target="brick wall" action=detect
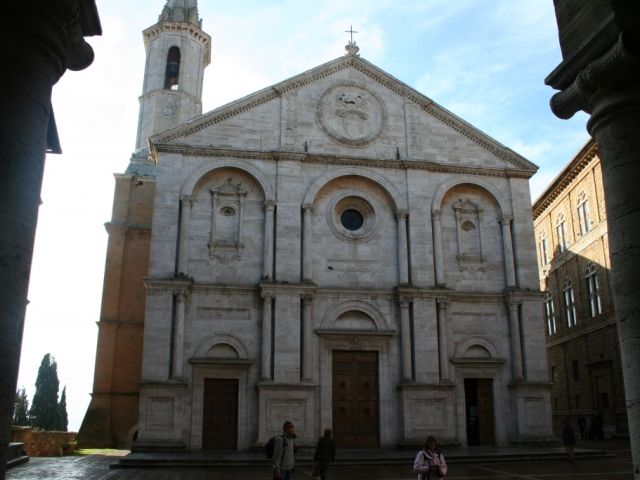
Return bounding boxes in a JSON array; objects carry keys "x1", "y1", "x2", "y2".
[{"x1": 11, "y1": 426, "x2": 77, "y2": 456}]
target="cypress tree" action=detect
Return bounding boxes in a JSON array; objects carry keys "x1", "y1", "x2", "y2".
[
  {"x1": 57, "y1": 386, "x2": 68, "y2": 431},
  {"x1": 13, "y1": 387, "x2": 29, "y2": 426},
  {"x1": 29, "y1": 354, "x2": 60, "y2": 430}
]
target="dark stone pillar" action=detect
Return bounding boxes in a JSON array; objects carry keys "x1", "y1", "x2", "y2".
[
  {"x1": 0, "y1": 2, "x2": 99, "y2": 477},
  {"x1": 547, "y1": 3, "x2": 640, "y2": 477}
]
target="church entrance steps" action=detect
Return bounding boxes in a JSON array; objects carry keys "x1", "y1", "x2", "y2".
[{"x1": 110, "y1": 446, "x2": 611, "y2": 469}]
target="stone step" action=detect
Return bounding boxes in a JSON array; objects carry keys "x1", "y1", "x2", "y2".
[
  {"x1": 111, "y1": 447, "x2": 611, "y2": 469},
  {"x1": 6, "y1": 443, "x2": 29, "y2": 469}
]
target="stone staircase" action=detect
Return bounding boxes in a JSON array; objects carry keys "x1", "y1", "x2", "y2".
[
  {"x1": 111, "y1": 445, "x2": 611, "y2": 469},
  {"x1": 6, "y1": 442, "x2": 29, "y2": 469}
]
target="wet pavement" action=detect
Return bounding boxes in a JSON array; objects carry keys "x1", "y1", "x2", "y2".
[{"x1": 6, "y1": 438, "x2": 634, "y2": 480}]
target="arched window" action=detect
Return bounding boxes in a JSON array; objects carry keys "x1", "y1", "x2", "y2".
[
  {"x1": 585, "y1": 262, "x2": 602, "y2": 317},
  {"x1": 164, "y1": 46, "x2": 181, "y2": 90},
  {"x1": 538, "y1": 231, "x2": 549, "y2": 267},
  {"x1": 556, "y1": 213, "x2": 567, "y2": 252},
  {"x1": 576, "y1": 191, "x2": 590, "y2": 236},
  {"x1": 563, "y1": 278, "x2": 577, "y2": 327},
  {"x1": 544, "y1": 291, "x2": 557, "y2": 335}
]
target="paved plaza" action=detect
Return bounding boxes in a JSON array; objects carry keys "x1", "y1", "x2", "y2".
[{"x1": 6, "y1": 439, "x2": 634, "y2": 480}]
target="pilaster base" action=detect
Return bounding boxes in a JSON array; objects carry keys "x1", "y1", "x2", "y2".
[
  {"x1": 397, "y1": 383, "x2": 457, "y2": 446},
  {"x1": 257, "y1": 382, "x2": 318, "y2": 447}
]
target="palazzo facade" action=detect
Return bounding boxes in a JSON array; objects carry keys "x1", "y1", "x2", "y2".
[{"x1": 79, "y1": 0, "x2": 553, "y2": 450}]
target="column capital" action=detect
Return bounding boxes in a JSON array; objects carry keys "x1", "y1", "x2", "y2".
[
  {"x1": 431, "y1": 209, "x2": 442, "y2": 220},
  {"x1": 500, "y1": 215, "x2": 513, "y2": 225},
  {"x1": 302, "y1": 203, "x2": 314, "y2": 213},
  {"x1": 302, "y1": 294, "x2": 314, "y2": 303},
  {"x1": 173, "y1": 287, "x2": 190, "y2": 300},
  {"x1": 265, "y1": 200, "x2": 276, "y2": 212},
  {"x1": 397, "y1": 296, "x2": 412, "y2": 308},
  {"x1": 395, "y1": 209, "x2": 409, "y2": 219},
  {"x1": 549, "y1": 35, "x2": 640, "y2": 124},
  {"x1": 180, "y1": 194, "x2": 194, "y2": 207},
  {"x1": 436, "y1": 297, "x2": 449, "y2": 308}
]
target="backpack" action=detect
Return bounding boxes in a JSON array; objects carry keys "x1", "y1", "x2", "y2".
[{"x1": 265, "y1": 434, "x2": 286, "y2": 458}]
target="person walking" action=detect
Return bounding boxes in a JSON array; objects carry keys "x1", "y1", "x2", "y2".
[
  {"x1": 561, "y1": 419, "x2": 577, "y2": 463},
  {"x1": 313, "y1": 428, "x2": 336, "y2": 480},
  {"x1": 413, "y1": 435, "x2": 448, "y2": 479},
  {"x1": 273, "y1": 421, "x2": 297, "y2": 480}
]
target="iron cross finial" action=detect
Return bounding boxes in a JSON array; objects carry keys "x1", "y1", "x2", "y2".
[{"x1": 345, "y1": 25, "x2": 359, "y2": 43}]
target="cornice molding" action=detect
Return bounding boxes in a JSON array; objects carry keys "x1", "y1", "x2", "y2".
[
  {"x1": 150, "y1": 144, "x2": 532, "y2": 179},
  {"x1": 532, "y1": 140, "x2": 598, "y2": 219},
  {"x1": 150, "y1": 55, "x2": 536, "y2": 172}
]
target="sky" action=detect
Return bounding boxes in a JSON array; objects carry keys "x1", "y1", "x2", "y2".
[{"x1": 18, "y1": 0, "x2": 590, "y2": 432}]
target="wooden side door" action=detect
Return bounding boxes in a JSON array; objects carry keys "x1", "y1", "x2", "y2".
[
  {"x1": 202, "y1": 378, "x2": 238, "y2": 450},
  {"x1": 476, "y1": 378, "x2": 495, "y2": 445},
  {"x1": 332, "y1": 351, "x2": 379, "y2": 448}
]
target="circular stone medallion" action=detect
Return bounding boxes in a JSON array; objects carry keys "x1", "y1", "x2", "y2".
[{"x1": 316, "y1": 83, "x2": 385, "y2": 147}]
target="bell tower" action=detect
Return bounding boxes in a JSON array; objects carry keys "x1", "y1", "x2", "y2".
[
  {"x1": 77, "y1": 1, "x2": 210, "y2": 449},
  {"x1": 135, "y1": 0, "x2": 211, "y2": 151}
]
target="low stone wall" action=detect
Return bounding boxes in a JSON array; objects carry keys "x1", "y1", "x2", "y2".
[{"x1": 11, "y1": 426, "x2": 77, "y2": 456}]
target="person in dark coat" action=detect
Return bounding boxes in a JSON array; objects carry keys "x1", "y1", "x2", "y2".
[
  {"x1": 561, "y1": 419, "x2": 577, "y2": 463},
  {"x1": 313, "y1": 428, "x2": 336, "y2": 480}
]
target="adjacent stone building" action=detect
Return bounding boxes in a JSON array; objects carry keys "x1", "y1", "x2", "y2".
[
  {"x1": 533, "y1": 139, "x2": 627, "y2": 437},
  {"x1": 79, "y1": 0, "x2": 554, "y2": 450}
]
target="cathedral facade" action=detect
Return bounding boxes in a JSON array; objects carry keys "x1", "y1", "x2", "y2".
[{"x1": 79, "y1": 1, "x2": 553, "y2": 450}]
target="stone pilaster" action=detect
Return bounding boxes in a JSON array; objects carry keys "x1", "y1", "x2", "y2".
[
  {"x1": 398, "y1": 296, "x2": 412, "y2": 382},
  {"x1": 432, "y1": 209, "x2": 445, "y2": 287},
  {"x1": 506, "y1": 301, "x2": 523, "y2": 382},
  {"x1": 263, "y1": 200, "x2": 275, "y2": 280},
  {"x1": 301, "y1": 295, "x2": 314, "y2": 382},
  {"x1": 261, "y1": 293, "x2": 273, "y2": 380},
  {"x1": 171, "y1": 287, "x2": 189, "y2": 378},
  {"x1": 396, "y1": 210, "x2": 409, "y2": 285},
  {"x1": 177, "y1": 195, "x2": 193, "y2": 275},
  {"x1": 302, "y1": 203, "x2": 313, "y2": 282},
  {"x1": 500, "y1": 215, "x2": 516, "y2": 288},
  {"x1": 436, "y1": 297, "x2": 450, "y2": 382}
]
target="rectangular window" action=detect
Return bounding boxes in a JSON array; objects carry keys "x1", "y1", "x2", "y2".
[
  {"x1": 545, "y1": 296, "x2": 557, "y2": 335},
  {"x1": 539, "y1": 237, "x2": 549, "y2": 266},
  {"x1": 564, "y1": 284, "x2": 577, "y2": 327},
  {"x1": 572, "y1": 360, "x2": 579, "y2": 381},
  {"x1": 556, "y1": 221, "x2": 567, "y2": 252},
  {"x1": 587, "y1": 273, "x2": 602, "y2": 317},
  {"x1": 578, "y1": 201, "x2": 590, "y2": 235}
]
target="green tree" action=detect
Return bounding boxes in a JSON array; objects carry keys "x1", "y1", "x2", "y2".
[
  {"x1": 29, "y1": 354, "x2": 60, "y2": 430},
  {"x1": 57, "y1": 386, "x2": 68, "y2": 431},
  {"x1": 13, "y1": 387, "x2": 29, "y2": 426}
]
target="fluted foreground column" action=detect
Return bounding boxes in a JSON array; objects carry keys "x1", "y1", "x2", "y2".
[
  {"x1": 0, "y1": 3, "x2": 100, "y2": 476},
  {"x1": 436, "y1": 298, "x2": 450, "y2": 382},
  {"x1": 548, "y1": 28, "x2": 640, "y2": 477}
]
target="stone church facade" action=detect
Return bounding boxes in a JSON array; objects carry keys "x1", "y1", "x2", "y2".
[{"x1": 79, "y1": 0, "x2": 553, "y2": 450}]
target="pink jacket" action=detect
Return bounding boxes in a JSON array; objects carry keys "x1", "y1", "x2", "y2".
[{"x1": 413, "y1": 449, "x2": 448, "y2": 479}]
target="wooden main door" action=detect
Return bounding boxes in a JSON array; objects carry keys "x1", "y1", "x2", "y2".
[
  {"x1": 332, "y1": 350, "x2": 379, "y2": 448},
  {"x1": 464, "y1": 378, "x2": 495, "y2": 446},
  {"x1": 202, "y1": 378, "x2": 238, "y2": 450}
]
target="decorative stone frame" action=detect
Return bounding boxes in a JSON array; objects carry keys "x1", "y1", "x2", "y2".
[
  {"x1": 326, "y1": 193, "x2": 379, "y2": 242},
  {"x1": 208, "y1": 178, "x2": 248, "y2": 263},
  {"x1": 452, "y1": 198, "x2": 485, "y2": 271}
]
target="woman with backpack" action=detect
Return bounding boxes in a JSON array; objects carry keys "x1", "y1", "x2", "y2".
[{"x1": 413, "y1": 436, "x2": 448, "y2": 479}]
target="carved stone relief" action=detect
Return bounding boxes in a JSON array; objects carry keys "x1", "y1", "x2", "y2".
[{"x1": 316, "y1": 82, "x2": 386, "y2": 147}]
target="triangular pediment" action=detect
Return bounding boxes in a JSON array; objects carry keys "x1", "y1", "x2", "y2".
[{"x1": 151, "y1": 53, "x2": 536, "y2": 173}]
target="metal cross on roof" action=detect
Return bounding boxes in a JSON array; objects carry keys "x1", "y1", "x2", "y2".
[{"x1": 345, "y1": 25, "x2": 359, "y2": 43}]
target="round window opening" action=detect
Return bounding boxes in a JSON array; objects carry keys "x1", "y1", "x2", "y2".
[{"x1": 341, "y1": 209, "x2": 364, "y2": 231}]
